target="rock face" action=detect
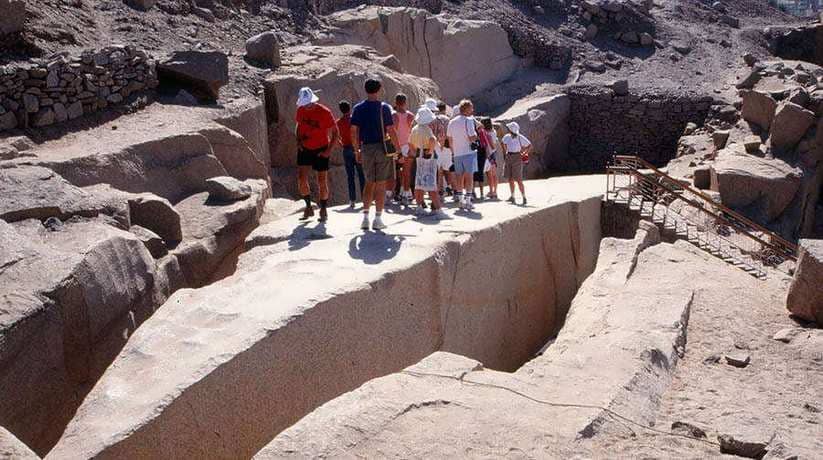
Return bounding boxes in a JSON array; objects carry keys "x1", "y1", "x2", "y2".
[
  {"x1": 245, "y1": 31, "x2": 281, "y2": 67},
  {"x1": 0, "y1": 0, "x2": 25, "y2": 35},
  {"x1": 0, "y1": 426, "x2": 38, "y2": 459},
  {"x1": 710, "y1": 150, "x2": 801, "y2": 221},
  {"x1": 786, "y1": 239, "x2": 823, "y2": 324},
  {"x1": 494, "y1": 93, "x2": 570, "y2": 178},
  {"x1": 125, "y1": 0, "x2": 156, "y2": 11},
  {"x1": 255, "y1": 233, "x2": 698, "y2": 459},
  {"x1": 0, "y1": 100, "x2": 272, "y2": 454},
  {"x1": 325, "y1": 6, "x2": 521, "y2": 101},
  {"x1": 157, "y1": 51, "x2": 229, "y2": 101},
  {"x1": 47, "y1": 177, "x2": 603, "y2": 460},
  {"x1": 263, "y1": 45, "x2": 439, "y2": 170},
  {"x1": 0, "y1": 217, "x2": 157, "y2": 453}
]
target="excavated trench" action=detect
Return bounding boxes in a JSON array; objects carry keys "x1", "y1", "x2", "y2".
[{"x1": 44, "y1": 181, "x2": 604, "y2": 459}]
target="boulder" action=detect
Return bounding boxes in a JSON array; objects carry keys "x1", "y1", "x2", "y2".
[
  {"x1": 172, "y1": 179, "x2": 268, "y2": 287},
  {"x1": 693, "y1": 166, "x2": 711, "y2": 189},
  {"x1": 263, "y1": 45, "x2": 439, "y2": 169},
  {"x1": 672, "y1": 41, "x2": 691, "y2": 54},
  {"x1": 743, "y1": 136, "x2": 761, "y2": 154},
  {"x1": 712, "y1": 129, "x2": 730, "y2": 150},
  {"x1": 677, "y1": 134, "x2": 713, "y2": 158},
  {"x1": 736, "y1": 70, "x2": 761, "y2": 89},
  {"x1": 786, "y1": 239, "x2": 823, "y2": 324},
  {"x1": 127, "y1": 194, "x2": 183, "y2": 243},
  {"x1": 129, "y1": 225, "x2": 167, "y2": 258},
  {"x1": 0, "y1": 0, "x2": 25, "y2": 35},
  {"x1": 640, "y1": 32, "x2": 654, "y2": 47},
  {"x1": 377, "y1": 54, "x2": 403, "y2": 72},
  {"x1": 0, "y1": 165, "x2": 128, "y2": 224},
  {"x1": 743, "y1": 53, "x2": 758, "y2": 67},
  {"x1": 0, "y1": 111, "x2": 17, "y2": 131},
  {"x1": 494, "y1": 93, "x2": 570, "y2": 177},
  {"x1": 718, "y1": 433, "x2": 769, "y2": 458},
  {"x1": 770, "y1": 102, "x2": 815, "y2": 154},
  {"x1": 585, "y1": 24, "x2": 598, "y2": 40},
  {"x1": 741, "y1": 90, "x2": 777, "y2": 131},
  {"x1": 710, "y1": 151, "x2": 801, "y2": 221},
  {"x1": 0, "y1": 426, "x2": 38, "y2": 459},
  {"x1": 245, "y1": 31, "x2": 281, "y2": 67},
  {"x1": 325, "y1": 7, "x2": 520, "y2": 101},
  {"x1": 612, "y1": 79, "x2": 629, "y2": 96},
  {"x1": 205, "y1": 176, "x2": 253, "y2": 201},
  {"x1": 156, "y1": 51, "x2": 229, "y2": 101}
]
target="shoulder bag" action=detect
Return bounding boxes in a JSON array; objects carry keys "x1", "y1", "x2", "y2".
[{"x1": 379, "y1": 102, "x2": 397, "y2": 158}]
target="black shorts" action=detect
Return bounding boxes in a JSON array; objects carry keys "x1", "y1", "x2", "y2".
[{"x1": 297, "y1": 146, "x2": 330, "y2": 172}]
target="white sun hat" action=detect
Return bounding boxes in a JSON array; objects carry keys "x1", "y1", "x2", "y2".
[
  {"x1": 424, "y1": 98, "x2": 439, "y2": 112},
  {"x1": 296, "y1": 87, "x2": 319, "y2": 107},
  {"x1": 415, "y1": 107, "x2": 436, "y2": 125},
  {"x1": 506, "y1": 121, "x2": 520, "y2": 134}
]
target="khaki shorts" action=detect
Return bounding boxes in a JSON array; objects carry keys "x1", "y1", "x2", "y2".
[
  {"x1": 361, "y1": 143, "x2": 395, "y2": 183},
  {"x1": 504, "y1": 153, "x2": 524, "y2": 181}
]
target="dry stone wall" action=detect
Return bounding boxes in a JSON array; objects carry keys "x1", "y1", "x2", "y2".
[
  {"x1": 0, "y1": 46, "x2": 158, "y2": 133},
  {"x1": 565, "y1": 85, "x2": 713, "y2": 170}
]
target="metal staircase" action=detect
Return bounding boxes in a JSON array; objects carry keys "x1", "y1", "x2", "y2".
[{"x1": 605, "y1": 155, "x2": 797, "y2": 278}]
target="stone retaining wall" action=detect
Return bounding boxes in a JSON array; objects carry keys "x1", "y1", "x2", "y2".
[
  {"x1": 0, "y1": 46, "x2": 158, "y2": 132},
  {"x1": 565, "y1": 85, "x2": 713, "y2": 170}
]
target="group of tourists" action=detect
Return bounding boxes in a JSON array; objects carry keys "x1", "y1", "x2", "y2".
[{"x1": 294, "y1": 78, "x2": 533, "y2": 230}]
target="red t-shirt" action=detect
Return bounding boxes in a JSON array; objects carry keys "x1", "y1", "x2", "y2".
[
  {"x1": 296, "y1": 104, "x2": 336, "y2": 150},
  {"x1": 337, "y1": 114, "x2": 353, "y2": 147}
]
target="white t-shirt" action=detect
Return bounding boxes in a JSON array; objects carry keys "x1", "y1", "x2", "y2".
[
  {"x1": 502, "y1": 133, "x2": 532, "y2": 153},
  {"x1": 447, "y1": 115, "x2": 478, "y2": 157}
]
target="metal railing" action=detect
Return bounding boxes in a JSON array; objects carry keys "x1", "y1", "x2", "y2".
[{"x1": 605, "y1": 155, "x2": 798, "y2": 278}]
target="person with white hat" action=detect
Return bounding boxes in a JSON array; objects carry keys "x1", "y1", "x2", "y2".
[
  {"x1": 295, "y1": 87, "x2": 339, "y2": 222},
  {"x1": 409, "y1": 107, "x2": 446, "y2": 219},
  {"x1": 501, "y1": 121, "x2": 532, "y2": 205},
  {"x1": 426, "y1": 99, "x2": 453, "y2": 198}
]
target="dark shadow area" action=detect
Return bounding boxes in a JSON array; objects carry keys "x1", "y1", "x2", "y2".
[
  {"x1": 288, "y1": 222, "x2": 332, "y2": 251},
  {"x1": 348, "y1": 232, "x2": 405, "y2": 265}
]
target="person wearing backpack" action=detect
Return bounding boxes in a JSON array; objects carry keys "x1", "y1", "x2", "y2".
[
  {"x1": 501, "y1": 121, "x2": 532, "y2": 205},
  {"x1": 350, "y1": 79, "x2": 399, "y2": 231}
]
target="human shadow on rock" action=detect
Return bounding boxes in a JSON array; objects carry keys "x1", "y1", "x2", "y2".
[{"x1": 348, "y1": 232, "x2": 405, "y2": 265}]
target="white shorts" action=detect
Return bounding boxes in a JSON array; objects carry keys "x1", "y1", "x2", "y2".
[{"x1": 436, "y1": 146, "x2": 453, "y2": 170}]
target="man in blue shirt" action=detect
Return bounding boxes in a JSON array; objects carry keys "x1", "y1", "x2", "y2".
[{"x1": 350, "y1": 79, "x2": 398, "y2": 231}]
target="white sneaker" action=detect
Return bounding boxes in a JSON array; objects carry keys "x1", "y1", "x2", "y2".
[
  {"x1": 465, "y1": 197, "x2": 474, "y2": 210},
  {"x1": 372, "y1": 215, "x2": 387, "y2": 230},
  {"x1": 360, "y1": 214, "x2": 370, "y2": 230},
  {"x1": 415, "y1": 207, "x2": 427, "y2": 217},
  {"x1": 349, "y1": 201, "x2": 356, "y2": 209},
  {"x1": 452, "y1": 193, "x2": 461, "y2": 204},
  {"x1": 431, "y1": 209, "x2": 448, "y2": 220}
]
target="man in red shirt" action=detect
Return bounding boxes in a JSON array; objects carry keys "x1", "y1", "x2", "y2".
[
  {"x1": 337, "y1": 100, "x2": 365, "y2": 209},
  {"x1": 295, "y1": 87, "x2": 339, "y2": 222}
]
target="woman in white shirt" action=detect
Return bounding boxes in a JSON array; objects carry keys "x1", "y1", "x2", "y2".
[{"x1": 501, "y1": 121, "x2": 532, "y2": 205}]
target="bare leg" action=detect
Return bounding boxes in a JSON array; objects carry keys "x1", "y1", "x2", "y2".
[
  {"x1": 429, "y1": 190, "x2": 441, "y2": 210},
  {"x1": 317, "y1": 171, "x2": 329, "y2": 201},
  {"x1": 375, "y1": 181, "x2": 387, "y2": 214},
  {"x1": 363, "y1": 182, "x2": 374, "y2": 212},
  {"x1": 297, "y1": 166, "x2": 311, "y2": 197},
  {"x1": 517, "y1": 180, "x2": 525, "y2": 197}
]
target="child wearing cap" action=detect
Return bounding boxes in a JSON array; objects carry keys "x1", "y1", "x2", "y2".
[
  {"x1": 295, "y1": 87, "x2": 338, "y2": 222},
  {"x1": 409, "y1": 107, "x2": 446, "y2": 219}
]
